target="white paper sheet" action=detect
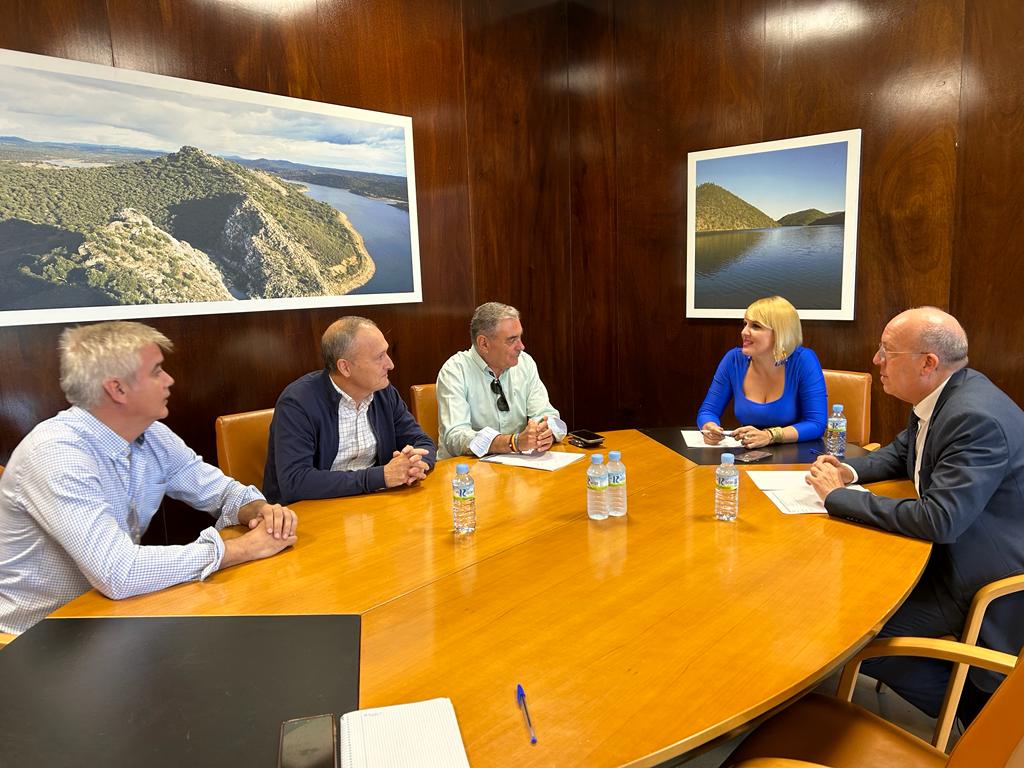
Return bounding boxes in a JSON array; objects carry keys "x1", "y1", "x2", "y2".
[
  {"x1": 681, "y1": 430, "x2": 744, "y2": 449},
  {"x1": 480, "y1": 450, "x2": 586, "y2": 472},
  {"x1": 747, "y1": 470, "x2": 868, "y2": 515}
]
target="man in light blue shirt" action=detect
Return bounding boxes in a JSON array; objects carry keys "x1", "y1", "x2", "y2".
[
  {"x1": 436, "y1": 302, "x2": 565, "y2": 460},
  {"x1": 0, "y1": 321, "x2": 297, "y2": 634}
]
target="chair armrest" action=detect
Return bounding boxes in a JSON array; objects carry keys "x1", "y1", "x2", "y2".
[{"x1": 837, "y1": 637, "x2": 1017, "y2": 700}]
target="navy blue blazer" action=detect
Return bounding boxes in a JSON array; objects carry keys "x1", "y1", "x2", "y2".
[
  {"x1": 825, "y1": 368, "x2": 1024, "y2": 687},
  {"x1": 263, "y1": 369, "x2": 436, "y2": 505}
]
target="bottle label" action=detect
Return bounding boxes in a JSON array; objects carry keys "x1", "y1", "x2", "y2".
[
  {"x1": 587, "y1": 479, "x2": 608, "y2": 491},
  {"x1": 607, "y1": 471, "x2": 625, "y2": 487},
  {"x1": 453, "y1": 486, "x2": 474, "y2": 500},
  {"x1": 716, "y1": 477, "x2": 738, "y2": 491}
]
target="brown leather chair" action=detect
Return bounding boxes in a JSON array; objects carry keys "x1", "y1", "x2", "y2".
[
  {"x1": 409, "y1": 384, "x2": 439, "y2": 445},
  {"x1": 726, "y1": 638, "x2": 1022, "y2": 768},
  {"x1": 214, "y1": 408, "x2": 274, "y2": 490},
  {"x1": 823, "y1": 369, "x2": 872, "y2": 446}
]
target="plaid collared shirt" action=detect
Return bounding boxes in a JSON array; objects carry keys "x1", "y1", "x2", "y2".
[{"x1": 329, "y1": 380, "x2": 378, "y2": 472}]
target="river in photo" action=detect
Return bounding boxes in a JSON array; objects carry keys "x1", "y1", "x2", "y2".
[
  {"x1": 300, "y1": 181, "x2": 414, "y2": 294},
  {"x1": 694, "y1": 225, "x2": 845, "y2": 309}
]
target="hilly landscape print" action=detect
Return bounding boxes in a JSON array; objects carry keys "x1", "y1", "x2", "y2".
[
  {"x1": 0, "y1": 48, "x2": 419, "y2": 324},
  {"x1": 695, "y1": 182, "x2": 845, "y2": 232},
  {"x1": 688, "y1": 134, "x2": 860, "y2": 318},
  {"x1": 0, "y1": 141, "x2": 390, "y2": 309}
]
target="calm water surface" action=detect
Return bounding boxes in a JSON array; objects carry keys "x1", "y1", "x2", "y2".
[
  {"x1": 301, "y1": 181, "x2": 414, "y2": 294},
  {"x1": 695, "y1": 225, "x2": 844, "y2": 309}
]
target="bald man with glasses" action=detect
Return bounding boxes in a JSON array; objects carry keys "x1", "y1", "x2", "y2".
[
  {"x1": 806, "y1": 307, "x2": 1024, "y2": 726},
  {"x1": 436, "y1": 302, "x2": 565, "y2": 460}
]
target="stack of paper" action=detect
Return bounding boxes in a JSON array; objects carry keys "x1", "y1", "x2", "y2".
[
  {"x1": 339, "y1": 697, "x2": 470, "y2": 768},
  {"x1": 481, "y1": 450, "x2": 585, "y2": 472},
  {"x1": 746, "y1": 470, "x2": 867, "y2": 515}
]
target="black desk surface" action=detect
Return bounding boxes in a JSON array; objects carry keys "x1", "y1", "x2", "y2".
[
  {"x1": 641, "y1": 426, "x2": 869, "y2": 465},
  {"x1": 0, "y1": 614, "x2": 360, "y2": 767}
]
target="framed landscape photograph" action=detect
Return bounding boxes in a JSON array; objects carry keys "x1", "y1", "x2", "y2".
[
  {"x1": 686, "y1": 129, "x2": 861, "y2": 320},
  {"x1": 0, "y1": 48, "x2": 421, "y2": 328}
]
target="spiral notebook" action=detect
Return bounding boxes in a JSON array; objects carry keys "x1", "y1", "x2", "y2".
[{"x1": 339, "y1": 697, "x2": 470, "y2": 768}]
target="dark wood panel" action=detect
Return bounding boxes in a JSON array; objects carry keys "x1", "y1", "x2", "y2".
[
  {"x1": 765, "y1": 0, "x2": 964, "y2": 443},
  {"x1": 951, "y1": 0, "x2": 1024, "y2": 408},
  {"x1": 568, "y1": 0, "x2": 618, "y2": 430},
  {"x1": 612, "y1": 0, "x2": 766, "y2": 430},
  {"x1": 462, "y1": 0, "x2": 574, "y2": 424},
  {"x1": 0, "y1": 0, "x2": 113, "y2": 63}
]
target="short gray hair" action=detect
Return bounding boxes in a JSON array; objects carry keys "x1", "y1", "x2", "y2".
[
  {"x1": 470, "y1": 302, "x2": 520, "y2": 346},
  {"x1": 916, "y1": 307, "x2": 968, "y2": 367},
  {"x1": 322, "y1": 316, "x2": 377, "y2": 372},
  {"x1": 59, "y1": 321, "x2": 173, "y2": 408}
]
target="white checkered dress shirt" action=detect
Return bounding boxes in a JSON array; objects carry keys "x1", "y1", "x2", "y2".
[
  {"x1": 330, "y1": 381, "x2": 377, "y2": 472},
  {"x1": 0, "y1": 406, "x2": 263, "y2": 634}
]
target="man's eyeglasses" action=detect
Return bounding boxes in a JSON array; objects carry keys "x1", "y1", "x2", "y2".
[
  {"x1": 490, "y1": 377, "x2": 509, "y2": 412},
  {"x1": 876, "y1": 345, "x2": 928, "y2": 362}
]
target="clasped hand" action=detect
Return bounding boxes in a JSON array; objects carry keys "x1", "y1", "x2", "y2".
[
  {"x1": 519, "y1": 417, "x2": 553, "y2": 454},
  {"x1": 805, "y1": 454, "x2": 854, "y2": 500},
  {"x1": 384, "y1": 445, "x2": 430, "y2": 488}
]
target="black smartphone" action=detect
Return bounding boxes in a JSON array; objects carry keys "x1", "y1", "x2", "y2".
[
  {"x1": 735, "y1": 450, "x2": 772, "y2": 463},
  {"x1": 279, "y1": 713, "x2": 338, "y2": 768},
  {"x1": 568, "y1": 429, "x2": 604, "y2": 447}
]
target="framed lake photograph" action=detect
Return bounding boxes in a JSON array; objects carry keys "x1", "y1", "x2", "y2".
[
  {"x1": 686, "y1": 129, "x2": 861, "y2": 320},
  {"x1": 0, "y1": 48, "x2": 421, "y2": 328}
]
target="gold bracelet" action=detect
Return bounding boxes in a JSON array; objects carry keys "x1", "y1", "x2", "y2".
[
  {"x1": 768, "y1": 427, "x2": 784, "y2": 444},
  {"x1": 508, "y1": 434, "x2": 516, "y2": 453}
]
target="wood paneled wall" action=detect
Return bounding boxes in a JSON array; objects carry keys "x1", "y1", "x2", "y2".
[{"x1": 2, "y1": 0, "x2": 1022, "y2": 482}]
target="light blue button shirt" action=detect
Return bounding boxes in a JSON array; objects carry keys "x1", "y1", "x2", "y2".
[
  {"x1": 0, "y1": 407, "x2": 262, "y2": 633},
  {"x1": 435, "y1": 348, "x2": 561, "y2": 460}
]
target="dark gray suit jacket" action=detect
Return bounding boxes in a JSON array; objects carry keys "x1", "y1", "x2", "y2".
[{"x1": 825, "y1": 368, "x2": 1024, "y2": 687}]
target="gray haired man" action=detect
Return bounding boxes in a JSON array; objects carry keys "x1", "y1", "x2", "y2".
[
  {"x1": 436, "y1": 301, "x2": 565, "y2": 460},
  {"x1": 0, "y1": 321, "x2": 297, "y2": 634}
]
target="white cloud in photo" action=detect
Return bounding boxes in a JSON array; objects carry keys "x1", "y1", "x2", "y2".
[{"x1": 0, "y1": 63, "x2": 409, "y2": 176}]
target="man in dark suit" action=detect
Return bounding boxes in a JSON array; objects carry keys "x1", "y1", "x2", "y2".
[{"x1": 807, "y1": 307, "x2": 1024, "y2": 720}]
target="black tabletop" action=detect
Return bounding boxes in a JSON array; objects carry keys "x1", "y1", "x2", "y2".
[
  {"x1": 0, "y1": 614, "x2": 360, "y2": 767},
  {"x1": 641, "y1": 426, "x2": 869, "y2": 466}
]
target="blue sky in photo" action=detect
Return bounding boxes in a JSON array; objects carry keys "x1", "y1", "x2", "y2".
[
  {"x1": 0, "y1": 62, "x2": 409, "y2": 176},
  {"x1": 696, "y1": 141, "x2": 848, "y2": 220}
]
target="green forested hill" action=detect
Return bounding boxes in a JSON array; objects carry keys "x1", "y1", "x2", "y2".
[
  {"x1": 777, "y1": 208, "x2": 827, "y2": 226},
  {"x1": 0, "y1": 146, "x2": 374, "y2": 304},
  {"x1": 695, "y1": 182, "x2": 777, "y2": 232}
]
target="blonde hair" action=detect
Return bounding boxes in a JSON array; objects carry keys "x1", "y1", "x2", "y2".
[
  {"x1": 59, "y1": 321, "x2": 173, "y2": 408},
  {"x1": 745, "y1": 296, "x2": 802, "y2": 363}
]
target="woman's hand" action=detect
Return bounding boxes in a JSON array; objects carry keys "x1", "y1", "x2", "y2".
[
  {"x1": 732, "y1": 426, "x2": 771, "y2": 449},
  {"x1": 701, "y1": 423, "x2": 726, "y2": 445}
]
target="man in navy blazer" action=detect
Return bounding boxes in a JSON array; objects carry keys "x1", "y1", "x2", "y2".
[
  {"x1": 807, "y1": 307, "x2": 1024, "y2": 720},
  {"x1": 264, "y1": 317, "x2": 436, "y2": 505}
]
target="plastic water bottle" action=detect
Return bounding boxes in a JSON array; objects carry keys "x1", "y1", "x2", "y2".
[
  {"x1": 824, "y1": 403, "x2": 847, "y2": 458},
  {"x1": 586, "y1": 453, "x2": 609, "y2": 520},
  {"x1": 714, "y1": 453, "x2": 739, "y2": 521},
  {"x1": 606, "y1": 450, "x2": 627, "y2": 517},
  {"x1": 452, "y1": 463, "x2": 476, "y2": 533}
]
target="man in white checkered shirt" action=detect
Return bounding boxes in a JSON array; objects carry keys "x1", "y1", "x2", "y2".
[{"x1": 0, "y1": 321, "x2": 298, "y2": 634}]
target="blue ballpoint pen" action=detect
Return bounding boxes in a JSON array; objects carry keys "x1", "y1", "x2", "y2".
[{"x1": 516, "y1": 683, "x2": 537, "y2": 744}]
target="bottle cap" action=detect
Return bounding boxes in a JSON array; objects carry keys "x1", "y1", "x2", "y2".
[
  {"x1": 721, "y1": 453, "x2": 735, "y2": 464},
  {"x1": 455, "y1": 463, "x2": 469, "y2": 474},
  {"x1": 608, "y1": 450, "x2": 621, "y2": 461},
  {"x1": 590, "y1": 453, "x2": 604, "y2": 464},
  {"x1": 833, "y1": 403, "x2": 844, "y2": 413}
]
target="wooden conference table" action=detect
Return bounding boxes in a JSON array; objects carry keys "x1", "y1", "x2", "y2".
[{"x1": 55, "y1": 430, "x2": 929, "y2": 767}]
